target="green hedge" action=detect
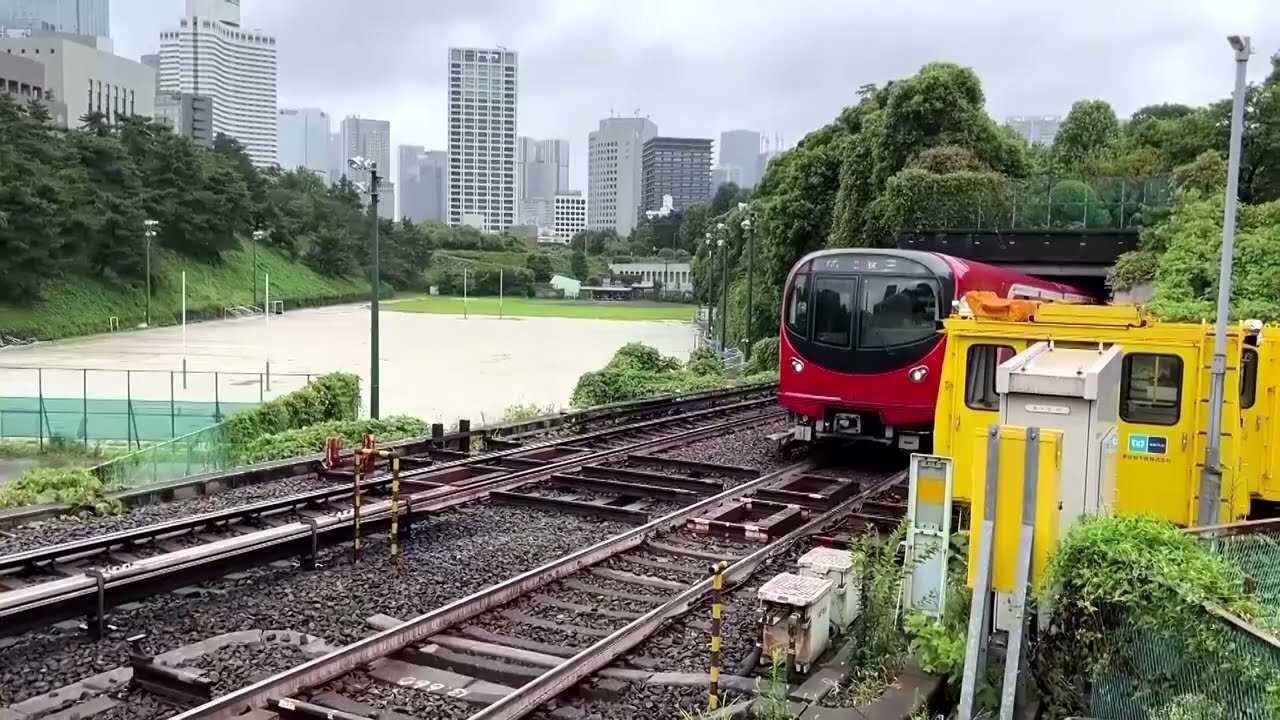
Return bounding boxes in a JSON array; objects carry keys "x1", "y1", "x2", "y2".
[
  {"x1": 223, "y1": 372, "x2": 361, "y2": 448},
  {"x1": 233, "y1": 415, "x2": 427, "y2": 464},
  {"x1": 570, "y1": 343, "x2": 774, "y2": 408},
  {"x1": 0, "y1": 466, "x2": 117, "y2": 514}
]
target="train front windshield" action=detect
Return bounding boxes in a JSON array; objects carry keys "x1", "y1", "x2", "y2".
[{"x1": 784, "y1": 252, "x2": 950, "y2": 375}]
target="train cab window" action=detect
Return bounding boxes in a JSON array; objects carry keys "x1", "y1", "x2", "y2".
[
  {"x1": 965, "y1": 344, "x2": 1015, "y2": 411},
  {"x1": 786, "y1": 274, "x2": 810, "y2": 338},
  {"x1": 1241, "y1": 348, "x2": 1259, "y2": 410},
  {"x1": 812, "y1": 277, "x2": 854, "y2": 348},
  {"x1": 1121, "y1": 354, "x2": 1183, "y2": 425},
  {"x1": 858, "y1": 277, "x2": 940, "y2": 349}
]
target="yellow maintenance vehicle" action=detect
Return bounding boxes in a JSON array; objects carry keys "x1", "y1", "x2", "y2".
[
  {"x1": 930, "y1": 298, "x2": 1277, "y2": 525},
  {"x1": 900, "y1": 297, "x2": 1279, "y2": 719}
]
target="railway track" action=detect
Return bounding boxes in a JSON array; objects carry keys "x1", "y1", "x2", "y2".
[
  {"x1": 158, "y1": 460, "x2": 908, "y2": 720},
  {"x1": 0, "y1": 397, "x2": 781, "y2": 638}
]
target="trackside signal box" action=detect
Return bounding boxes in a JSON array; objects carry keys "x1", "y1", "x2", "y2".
[{"x1": 996, "y1": 341, "x2": 1122, "y2": 532}]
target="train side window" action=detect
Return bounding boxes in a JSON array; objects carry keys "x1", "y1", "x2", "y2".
[
  {"x1": 965, "y1": 344, "x2": 1015, "y2": 411},
  {"x1": 787, "y1": 274, "x2": 810, "y2": 338},
  {"x1": 813, "y1": 276, "x2": 854, "y2": 348},
  {"x1": 1241, "y1": 348, "x2": 1258, "y2": 409},
  {"x1": 1121, "y1": 353, "x2": 1183, "y2": 425}
]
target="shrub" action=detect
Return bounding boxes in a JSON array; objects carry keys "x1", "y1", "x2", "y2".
[
  {"x1": 234, "y1": 415, "x2": 427, "y2": 464},
  {"x1": 685, "y1": 346, "x2": 725, "y2": 376},
  {"x1": 223, "y1": 372, "x2": 360, "y2": 449},
  {"x1": 0, "y1": 466, "x2": 118, "y2": 514},
  {"x1": 606, "y1": 343, "x2": 681, "y2": 373},
  {"x1": 745, "y1": 337, "x2": 780, "y2": 375}
]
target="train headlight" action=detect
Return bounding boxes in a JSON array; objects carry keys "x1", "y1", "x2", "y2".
[
  {"x1": 908, "y1": 365, "x2": 929, "y2": 383},
  {"x1": 790, "y1": 358, "x2": 804, "y2": 374}
]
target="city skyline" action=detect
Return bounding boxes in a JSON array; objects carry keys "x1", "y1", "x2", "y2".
[{"x1": 108, "y1": 1, "x2": 1280, "y2": 193}]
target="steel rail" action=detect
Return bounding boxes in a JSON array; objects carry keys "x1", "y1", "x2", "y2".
[
  {"x1": 168, "y1": 455, "x2": 817, "y2": 720},
  {"x1": 0, "y1": 395, "x2": 772, "y2": 575},
  {"x1": 469, "y1": 468, "x2": 909, "y2": 720},
  {"x1": 0, "y1": 405, "x2": 783, "y2": 634}
]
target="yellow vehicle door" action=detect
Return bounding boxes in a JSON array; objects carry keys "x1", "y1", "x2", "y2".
[
  {"x1": 1114, "y1": 347, "x2": 1201, "y2": 525},
  {"x1": 935, "y1": 335, "x2": 1022, "y2": 503}
]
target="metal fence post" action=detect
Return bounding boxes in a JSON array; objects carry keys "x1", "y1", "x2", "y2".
[
  {"x1": 214, "y1": 372, "x2": 221, "y2": 421},
  {"x1": 37, "y1": 367, "x2": 44, "y2": 451},
  {"x1": 126, "y1": 369, "x2": 134, "y2": 449},
  {"x1": 82, "y1": 369, "x2": 89, "y2": 449},
  {"x1": 169, "y1": 371, "x2": 176, "y2": 440}
]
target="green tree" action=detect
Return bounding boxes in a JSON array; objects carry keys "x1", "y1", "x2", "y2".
[
  {"x1": 570, "y1": 249, "x2": 589, "y2": 280},
  {"x1": 1053, "y1": 100, "x2": 1121, "y2": 169},
  {"x1": 526, "y1": 252, "x2": 553, "y2": 282}
]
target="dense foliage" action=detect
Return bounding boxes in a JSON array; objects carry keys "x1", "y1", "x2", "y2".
[
  {"x1": 233, "y1": 415, "x2": 427, "y2": 464},
  {"x1": 223, "y1": 372, "x2": 361, "y2": 449},
  {"x1": 1035, "y1": 515, "x2": 1266, "y2": 716},
  {"x1": 0, "y1": 466, "x2": 116, "y2": 513},
  {"x1": 569, "y1": 343, "x2": 772, "y2": 407}
]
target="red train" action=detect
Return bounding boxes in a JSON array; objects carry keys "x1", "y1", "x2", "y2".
[{"x1": 778, "y1": 249, "x2": 1090, "y2": 450}]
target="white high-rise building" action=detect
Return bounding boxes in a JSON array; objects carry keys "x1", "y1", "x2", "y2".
[
  {"x1": 278, "y1": 107, "x2": 331, "y2": 180},
  {"x1": 158, "y1": 0, "x2": 278, "y2": 166},
  {"x1": 447, "y1": 46, "x2": 517, "y2": 232},
  {"x1": 341, "y1": 116, "x2": 393, "y2": 219},
  {"x1": 588, "y1": 116, "x2": 657, "y2": 235}
]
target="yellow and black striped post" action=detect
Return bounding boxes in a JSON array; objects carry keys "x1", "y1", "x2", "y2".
[
  {"x1": 708, "y1": 560, "x2": 729, "y2": 710},
  {"x1": 352, "y1": 448, "x2": 364, "y2": 562},
  {"x1": 389, "y1": 453, "x2": 401, "y2": 562}
]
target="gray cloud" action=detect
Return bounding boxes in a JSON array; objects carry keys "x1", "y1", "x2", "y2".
[{"x1": 112, "y1": 0, "x2": 1279, "y2": 193}]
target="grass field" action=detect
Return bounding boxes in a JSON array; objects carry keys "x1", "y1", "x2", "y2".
[{"x1": 389, "y1": 296, "x2": 696, "y2": 321}]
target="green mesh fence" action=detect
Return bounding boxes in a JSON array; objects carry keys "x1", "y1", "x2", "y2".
[
  {"x1": 1088, "y1": 523, "x2": 1280, "y2": 720},
  {"x1": 95, "y1": 422, "x2": 235, "y2": 489},
  {"x1": 0, "y1": 366, "x2": 313, "y2": 448},
  {"x1": 920, "y1": 175, "x2": 1173, "y2": 231}
]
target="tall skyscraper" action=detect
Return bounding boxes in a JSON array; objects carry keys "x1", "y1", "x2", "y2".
[
  {"x1": 718, "y1": 129, "x2": 762, "y2": 188},
  {"x1": 278, "y1": 107, "x2": 331, "y2": 179},
  {"x1": 447, "y1": 46, "x2": 518, "y2": 232},
  {"x1": 587, "y1": 116, "x2": 657, "y2": 235},
  {"x1": 158, "y1": 0, "x2": 278, "y2": 166},
  {"x1": 1006, "y1": 115, "x2": 1062, "y2": 145},
  {"x1": 399, "y1": 145, "x2": 447, "y2": 222},
  {"x1": 641, "y1": 136, "x2": 713, "y2": 214},
  {"x1": 341, "y1": 116, "x2": 393, "y2": 219},
  {"x1": 518, "y1": 137, "x2": 569, "y2": 201},
  {"x1": 0, "y1": 0, "x2": 109, "y2": 46}
]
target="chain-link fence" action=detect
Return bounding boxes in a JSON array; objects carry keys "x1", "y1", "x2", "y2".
[
  {"x1": 922, "y1": 175, "x2": 1174, "y2": 232},
  {"x1": 1088, "y1": 521, "x2": 1280, "y2": 720},
  {"x1": 95, "y1": 422, "x2": 235, "y2": 489},
  {"x1": 0, "y1": 366, "x2": 314, "y2": 449}
]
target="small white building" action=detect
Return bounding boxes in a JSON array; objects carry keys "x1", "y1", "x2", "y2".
[
  {"x1": 550, "y1": 274, "x2": 581, "y2": 299},
  {"x1": 554, "y1": 192, "x2": 587, "y2": 240},
  {"x1": 609, "y1": 260, "x2": 693, "y2": 293}
]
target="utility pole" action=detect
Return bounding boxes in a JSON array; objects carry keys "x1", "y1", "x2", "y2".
[
  {"x1": 740, "y1": 203, "x2": 755, "y2": 360},
  {"x1": 716, "y1": 222, "x2": 728, "y2": 354},
  {"x1": 1200, "y1": 34, "x2": 1252, "y2": 527},
  {"x1": 143, "y1": 219, "x2": 158, "y2": 327},
  {"x1": 348, "y1": 155, "x2": 382, "y2": 419}
]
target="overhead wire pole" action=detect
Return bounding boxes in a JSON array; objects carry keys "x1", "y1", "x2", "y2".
[
  {"x1": 716, "y1": 222, "x2": 728, "y2": 354},
  {"x1": 348, "y1": 155, "x2": 382, "y2": 419},
  {"x1": 1200, "y1": 34, "x2": 1253, "y2": 527},
  {"x1": 740, "y1": 203, "x2": 755, "y2": 360}
]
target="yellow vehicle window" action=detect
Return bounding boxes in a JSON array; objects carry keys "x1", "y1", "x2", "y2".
[
  {"x1": 1241, "y1": 348, "x2": 1258, "y2": 409},
  {"x1": 1121, "y1": 353, "x2": 1183, "y2": 425},
  {"x1": 965, "y1": 344, "x2": 1015, "y2": 411}
]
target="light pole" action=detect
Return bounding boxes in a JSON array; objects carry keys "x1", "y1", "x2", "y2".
[
  {"x1": 703, "y1": 233, "x2": 715, "y2": 345},
  {"x1": 1200, "y1": 34, "x2": 1252, "y2": 527},
  {"x1": 349, "y1": 155, "x2": 383, "y2": 419},
  {"x1": 739, "y1": 203, "x2": 756, "y2": 360},
  {"x1": 143, "y1": 219, "x2": 158, "y2": 327},
  {"x1": 715, "y1": 222, "x2": 728, "y2": 354},
  {"x1": 251, "y1": 228, "x2": 265, "y2": 307}
]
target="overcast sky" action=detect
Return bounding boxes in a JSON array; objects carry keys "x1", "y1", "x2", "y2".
[{"x1": 111, "y1": 0, "x2": 1280, "y2": 191}]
